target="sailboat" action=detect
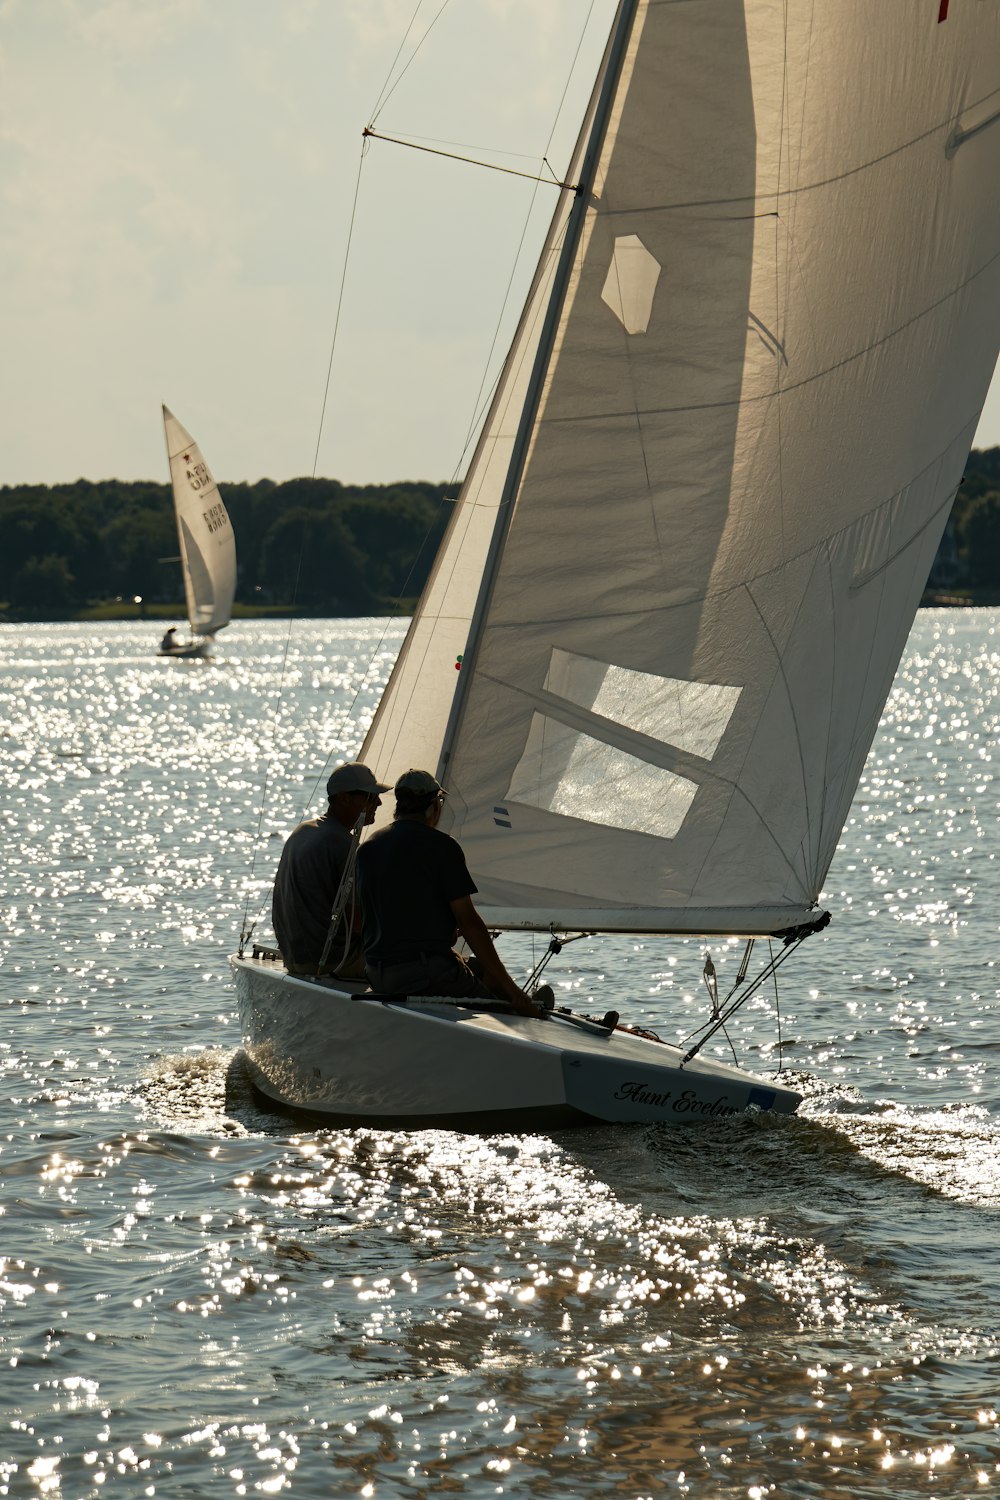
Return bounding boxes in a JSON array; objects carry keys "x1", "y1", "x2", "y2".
[
  {"x1": 233, "y1": 1, "x2": 1000, "y2": 1128},
  {"x1": 158, "y1": 405, "x2": 236, "y2": 659}
]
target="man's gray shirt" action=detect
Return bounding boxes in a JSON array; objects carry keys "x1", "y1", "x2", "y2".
[{"x1": 271, "y1": 815, "x2": 353, "y2": 969}]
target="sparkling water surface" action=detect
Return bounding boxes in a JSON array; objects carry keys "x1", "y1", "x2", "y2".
[{"x1": 1, "y1": 615, "x2": 998, "y2": 1498}]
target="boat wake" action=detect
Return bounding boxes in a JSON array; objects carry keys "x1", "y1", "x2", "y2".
[
  {"x1": 136, "y1": 1048, "x2": 283, "y2": 1137},
  {"x1": 823, "y1": 1101, "x2": 1000, "y2": 1208}
]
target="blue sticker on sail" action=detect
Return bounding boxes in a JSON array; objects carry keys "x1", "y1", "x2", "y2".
[{"x1": 493, "y1": 805, "x2": 511, "y2": 828}]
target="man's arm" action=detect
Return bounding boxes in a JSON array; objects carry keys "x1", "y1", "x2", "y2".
[{"x1": 450, "y1": 896, "x2": 540, "y2": 1017}]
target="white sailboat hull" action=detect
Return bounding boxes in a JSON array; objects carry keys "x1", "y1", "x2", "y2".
[
  {"x1": 232, "y1": 954, "x2": 802, "y2": 1129},
  {"x1": 157, "y1": 639, "x2": 211, "y2": 659}
]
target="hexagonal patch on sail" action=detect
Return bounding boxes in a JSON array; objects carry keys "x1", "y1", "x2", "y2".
[{"x1": 601, "y1": 234, "x2": 661, "y2": 334}]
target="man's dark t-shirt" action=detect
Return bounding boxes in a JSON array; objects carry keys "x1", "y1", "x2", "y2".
[
  {"x1": 358, "y1": 819, "x2": 476, "y2": 965},
  {"x1": 272, "y1": 816, "x2": 353, "y2": 969}
]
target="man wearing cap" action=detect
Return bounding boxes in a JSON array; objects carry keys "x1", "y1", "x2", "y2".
[
  {"x1": 272, "y1": 762, "x2": 390, "y2": 978},
  {"x1": 357, "y1": 769, "x2": 543, "y2": 1016}
]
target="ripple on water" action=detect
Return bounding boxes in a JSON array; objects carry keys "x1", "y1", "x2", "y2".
[{"x1": 2, "y1": 619, "x2": 1000, "y2": 1496}]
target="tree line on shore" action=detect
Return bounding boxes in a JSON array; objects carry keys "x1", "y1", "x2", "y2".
[
  {"x1": 928, "y1": 446, "x2": 1000, "y2": 594},
  {"x1": 0, "y1": 476, "x2": 455, "y2": 619},
  {"x1": 2, "y1": 448, "x2": 1000, "y2": 620}
]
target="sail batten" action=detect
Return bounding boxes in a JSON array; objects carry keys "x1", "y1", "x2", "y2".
[{"x1": 362, "y1": 0, "x2": 1000, "y2": 940}]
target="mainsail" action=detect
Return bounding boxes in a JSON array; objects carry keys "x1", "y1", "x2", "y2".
[
  {"x1": 162, "y1": 405, "x2": 236, "y2": 638},
  {"x1": 362, "y1": 0, "x2": 1000, "y2": 936}
]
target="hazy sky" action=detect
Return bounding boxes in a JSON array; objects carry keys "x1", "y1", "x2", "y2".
[{"x1": 2, "y1": 0, "x2": 998, "y2": 490}]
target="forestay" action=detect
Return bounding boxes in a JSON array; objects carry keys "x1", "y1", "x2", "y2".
[
  {"x1": 361, "y1": 0, "x2": 1000, "y2": 936},
  {"x1": 162, "y1": 405, "x2": 236, "y2": 638}
]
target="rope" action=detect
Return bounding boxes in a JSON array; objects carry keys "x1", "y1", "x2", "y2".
[
  {"x1": 369, "y1": 0, "x2": 453, "y2": 129},
  {"x1": 237, "y1": 534, "x2": 309, "y2": 954},
  {"x1": 770, "y1": 938, "x2": 784, "y2": 1071},
  {"x1": 318, "y1": 812, "x2": 367, "y2": 974},
  {"x1": 312, "y1": 146, "x2": 367, "y2": 479},
  {"x1": 361, "y1": 127, "x2": 577, "y2": 190},
  {"x1": 681, "y1": 934, "x2": 809, "y2": 1066},
  {"x1": 524, "y1": 930, "x2": 593, "y2": 990},
  {"x1": 702, "y1": 950, "x2": 740, "y2": 1066}
]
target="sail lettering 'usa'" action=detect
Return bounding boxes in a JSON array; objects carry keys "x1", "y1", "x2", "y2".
[{"x1": 186, "y1": 462, "x2": 212, "y2": 491}]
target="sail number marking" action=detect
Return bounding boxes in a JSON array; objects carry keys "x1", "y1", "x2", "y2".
[{"x1": 202, "y1": 501, "x2": 229, "y2": 534}]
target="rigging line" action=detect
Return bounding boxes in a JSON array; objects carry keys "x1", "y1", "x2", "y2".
[
  {"x1": 238, "y1": 524, "x2": 310, "y2": 951},
  {"x1": 361, "y1": 128, "x2": 578, "y2": 190},
  {"x1": 769, "y1": 938, "x2": 784, "y2": 1072},
  {"x1": 296, "y1": 467, "x2": 463, "y2": 814},
  {"x1": 681, "y1": 936, "x2": 800, "y2": 1044},
  {"x1": 377, "y1": 129, "x2": 567, "y2": 167},
  {"x1": 245, "y1": 480, "x2": 460, "y2": 940},
  {"x1": 719, "y1": 1020, "x2": 741, "y2": 1069},
  {"x1": 311, "y1": 144, "x2": 367, "y2": 480},
  {"x1": 243, "y1": 146, "x2": 371, "y2": 946},
  {"x1": 681, "y1": 936, "x2": 806, "y2": 1062},
  {"x1": 383, "y1": 134, "x2": 566, "y2": 169},
  {"x1": 239, "y1": 154, "x2": 377, "y2": 923},
  {"x1": 369, "y1": 0, "x2": 452, "y2": 129},
  {"x1": 367, "y1": 0, "x2": 425, "y2": 121},
  {"x1": 297, "y1": 148, "x2": 455, "y2": 802},
  {"x1": 454, "y1": 0, "x2": 601, "y2": 471}
]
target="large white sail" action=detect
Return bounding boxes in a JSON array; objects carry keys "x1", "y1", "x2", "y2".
[
  {"x1": 162, "y1": 405, "x2": 236, "y2": 637},
  {"x1": 363, "y1": 0, "x2": 1000, "y2": 937}
]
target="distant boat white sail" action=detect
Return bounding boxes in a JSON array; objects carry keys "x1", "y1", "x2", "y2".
[
  {"x1": 361, "y1": 0, "x2": 1000, "y2": 939},
  {"x1": 160, "y1": 405, "x2": 236, "y2": 656},
  {"x1": 233, "y1": 0, "x2": 1000, "y2": 1128}
]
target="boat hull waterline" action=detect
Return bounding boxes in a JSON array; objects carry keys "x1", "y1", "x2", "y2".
[
  {"x1": 232, "y1": 955, "x2": 802, "y2": 1129},
  {"x1": 157, "y1": 641, "x2": 211, "y2": 660}
]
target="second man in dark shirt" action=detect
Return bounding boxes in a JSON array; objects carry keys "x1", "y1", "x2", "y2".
[{"x1": 357, "y1": 769, "x2": 542, "y2": 1015}]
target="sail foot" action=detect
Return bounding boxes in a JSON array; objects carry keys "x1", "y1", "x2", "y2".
[{"x1": 476, "y1": 903, "x2": 829, "y2": 940}]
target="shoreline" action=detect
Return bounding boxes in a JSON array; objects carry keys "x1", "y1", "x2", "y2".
[
  {"x1": 0, "y1": 601, "x2": 417, "y2": 625},
  {"x1": 1, "y1": 593, "x2": 998, "y2": 625}
]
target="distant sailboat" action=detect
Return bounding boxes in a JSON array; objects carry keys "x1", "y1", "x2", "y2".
[
  {"x1": 158, "y1": 405, "x2": 236, "y2": 659},
  {"x1": 233, "y1": 0, "x2": 1000, "y2": 1128}
]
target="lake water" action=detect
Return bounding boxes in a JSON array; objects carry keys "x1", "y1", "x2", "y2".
[{"x1": 1, "y1": 614, "x2": 998, "y2": 1499}]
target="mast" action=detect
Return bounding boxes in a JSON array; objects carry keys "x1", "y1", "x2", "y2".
[{"x1": 435, "y1": 0, "x2": 642, "y2": 784}]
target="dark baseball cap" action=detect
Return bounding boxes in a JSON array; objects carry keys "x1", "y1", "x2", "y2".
[
  {"x1": 394, "y1": 769, "x2": 446, "y2": 799},
  {"x1": 326, "y1": 763, "x2": 390, "y2": 798}
]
